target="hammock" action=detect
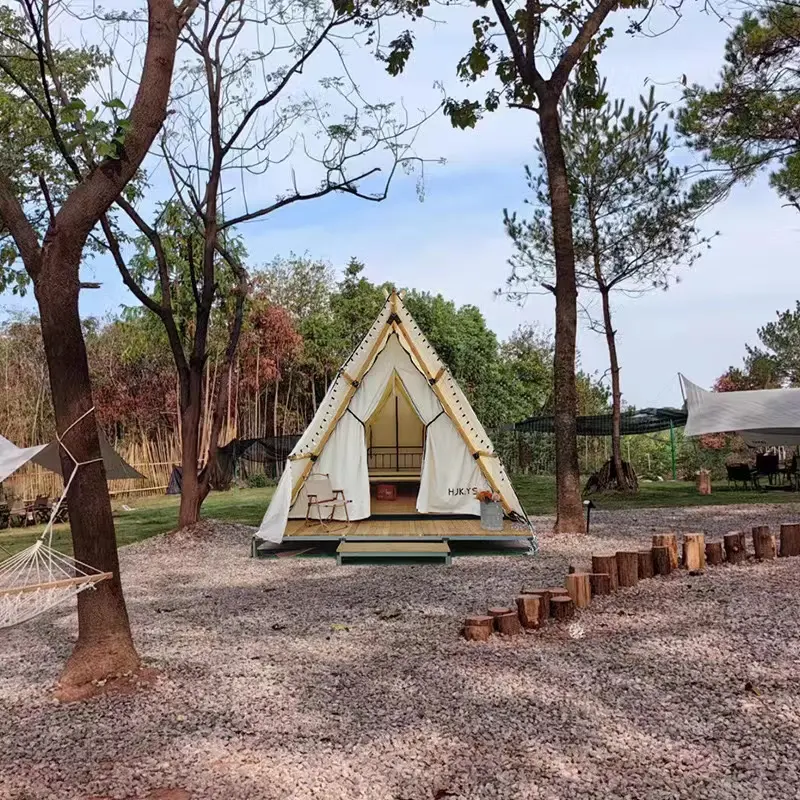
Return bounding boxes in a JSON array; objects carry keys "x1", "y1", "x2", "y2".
[{"x1": 0, "y1": 408, "x2": 112, "y2": 630}]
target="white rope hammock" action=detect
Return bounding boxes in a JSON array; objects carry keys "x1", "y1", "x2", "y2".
[{"x1": 0, "y1": 408, "x2": 112, "y2": 629}]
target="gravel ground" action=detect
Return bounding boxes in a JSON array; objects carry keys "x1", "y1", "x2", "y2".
[{"x1": 2, "y1": 503, "x2": 800, "y2": 800}]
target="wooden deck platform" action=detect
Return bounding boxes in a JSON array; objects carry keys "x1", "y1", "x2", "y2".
[{"x1": 284, "y1": 516, "x2": 528, "y2": 540}]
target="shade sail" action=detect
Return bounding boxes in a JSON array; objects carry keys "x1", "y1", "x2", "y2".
[
  {"x1": 0, "y1": 432, "x2": 144, "y2": 483},
  {"x1": 681, "y1": 374, "x2": 800, "y2": 445}
]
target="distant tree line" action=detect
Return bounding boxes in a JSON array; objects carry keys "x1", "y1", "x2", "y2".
[{"x1": 0, "y1": 257, "x2": 609, "y2": 450}]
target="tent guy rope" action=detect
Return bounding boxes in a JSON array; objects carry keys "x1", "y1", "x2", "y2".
[{"x1": 0, "y1": 407, "x2": 112, "y2": 629}]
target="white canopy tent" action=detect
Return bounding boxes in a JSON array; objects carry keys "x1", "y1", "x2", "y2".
[
  {"x1": 681, "y1": 374, "x2": 800, "y2": 446},
  {"x1": 0, "y1": 432, "x2": 144, "y2": 485},
  {"x1": 257, "y1": 290, "x2": 528, "y2": 544}
]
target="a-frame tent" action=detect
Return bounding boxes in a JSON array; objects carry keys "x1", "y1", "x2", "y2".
[{"x1": 256, "y1": 290, "x2": 528, "y2": 544}]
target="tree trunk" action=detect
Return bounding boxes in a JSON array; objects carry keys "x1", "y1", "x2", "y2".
[
  {"x1": 724, "y1": 532, "x2": 746, "y2": 565},
  {"x1": 779, "y1": 523, "x2": 800, "y2": 557},
  {"x1": 565, "y1": 572, "x2": 591, "y2": 609},
  {"x1": 652, "y1": 546, "x2": 672, "y2": 576},
  {"x1": 752, "y1": 525, "x2": 776, "y2": 561},
  {"x1": 637, "y1": 550, "x2": 655, "y2": 580},
  {"x1": 539, "y1": 97, "x2": 584, "y2": 534},
  {"x1": 178, "y1": 368, "x2": 203, "y2": 528},
  {"x1": 516, "y1": 595, "x2": 543, "y2": 629},
  {"x1": 599, "y1": 288, "x2": 630, "y2": 490},
  {"x1": 591, "y1": 554, "x2": 618, "y2": 591},
  {"x1": 589, "y1": 572, "x2": 612, "y2": 595},
  {"x1": 616, "y1": 551, "x2": 639, "y2": 587},
  {"x1": 550, "y1": 596, "x2": 575, "y2": 621},
  {"x1": 683, "y1": 533, "x2": 706, "y2": 573},
  {"x1": 35, "y1": 251, "x2": 139, "y2": 689},
  {"x1": 652, "y1": 534, "x2": 679, "y2": 571},
  {"x1": 705, "y1": 541, "x2": 724, "y2": 565}
]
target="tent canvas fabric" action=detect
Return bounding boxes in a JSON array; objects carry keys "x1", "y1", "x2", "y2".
[
  {"x1": 681, "y1": 374, "x2": 800, "y2": 446},
  {"x1": 256, "y1": 291, "x2": 527, "y2": 544},
  {"x1": 0, "y1": 432, "x2": 144, "y2": 484}
]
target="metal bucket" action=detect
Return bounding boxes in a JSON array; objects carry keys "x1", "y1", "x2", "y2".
[{"x1": 480, "y1": 500, "x2": 503, "y2": 531}]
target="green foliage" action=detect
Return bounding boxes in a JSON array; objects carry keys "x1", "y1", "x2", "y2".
[
  {"x1": 126, "y1": 202, "x2": 247, "y2": 361},
  {"x1": 718, "y1": 301, "x2": 800, "y2": 390},
  {"x1": 505, "y1": 80, "x2": 719, "y2": 299},
  {"x1": 677, "y1": 2, "x2": 800, "y2": 209},
  {"x1": 246, "y1": 473, "x2": 272, "y2": 489},
  {"x1": 0, "y1": 5, "x2": 133, "y2": 291}
]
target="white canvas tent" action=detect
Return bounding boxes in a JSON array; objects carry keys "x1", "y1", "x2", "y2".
[
  {"x1": 257, "y1": 290, "x2": 527, "y2": 544},
  {"x1": 681, "y1": 374, "x2": 800, "y2": 446},
  {"x1": 0, "y1": 431, "x2": 144, "y2": 485}
]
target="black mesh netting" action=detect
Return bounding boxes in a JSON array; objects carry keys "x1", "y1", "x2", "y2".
[
  {"x1": 514, "y1": 407, "x2": 687, "y2": 436},
  {"x1": 209, "y1": 435, "x2": 301, "y2": 490}
]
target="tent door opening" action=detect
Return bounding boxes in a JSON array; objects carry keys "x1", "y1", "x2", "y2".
[{"x1": 366, "y1": 373, "x2": 424, "y2": 515}]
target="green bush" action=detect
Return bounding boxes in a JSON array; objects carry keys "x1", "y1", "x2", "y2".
[{"x1": 246, "y1": 473, "x2": 272, "y2": 488}]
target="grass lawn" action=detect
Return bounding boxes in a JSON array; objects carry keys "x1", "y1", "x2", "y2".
[{"x1": 2, "y1": 476, "x2": 798, "y2": 558}]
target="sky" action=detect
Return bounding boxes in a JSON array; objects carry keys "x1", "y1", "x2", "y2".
[{"x1": 4, "y1": 1, "x2": 797, "y2": 411}]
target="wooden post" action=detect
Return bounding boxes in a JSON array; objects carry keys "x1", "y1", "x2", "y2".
[
  {"x1": 683, "y1": 533, "x2": 706, "y2": 572},
  {"x1": 705, "y1": 541, "x2": 724, "y2": 566},
  {"x1": 550, "y1": 597, "x2": 575, "y2": 621},
  {"x1": 487, "y1": 607, "x2": 514, "y2": 630},
  {"x1": 516, "y1": 595, "x2": 542, "y2": 629},
  {"x1": 496, "y1": 611, "x2": 522, "y2": 636},
  {"x1": 652, "y1": 534, "x2": 679, "y2": 571},
  {"x1": 779, "y1": 523, "x2": 800, "y2": 557},
  {"x1": 591, "y1": 555, "x2": 618, "y2": 591},
  {"x1": 652, "y1": 546, "x2": 672, "y2": 576},
  {"x1": 523, "y1": 591, "x2": 550, "y2": 623},
  {"x1": 752, "y1": 525, "x2": 777, "y2": 561},
  {"x1": 724, "y1": 532, "x2": 745, "y2": 565},
  {"x1": 616, "y1": 551, "x2": 639, "y2": 587},
  {"x1": 543, "y1": 586, "x2": 570, "y2": 597},
  {"x1": 637, "y1": 550, "x2": 655, "y2": 580},
  {"x1": 565, "y1": 572, "x2": 591, "y2": 609},
  {"x1": 463, "y1": 615, "x2": 493, "y2": 641},
  {"x1": 589, "y1": 573, "x2": 612, "y2": 596}
]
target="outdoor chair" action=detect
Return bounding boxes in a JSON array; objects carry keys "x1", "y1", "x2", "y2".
[
  {"x1": 755, "y1": 453, "x2": 780, "y2": 485},
  {"x1": 726, "y1": 463, "x2": 758, "y2": 490},
  {"x1": 303, "y1": 473, "x2": 351, "y2": 532},
  {"x1": 31, "y1": 495, "x2": 51, "y2": 525}
]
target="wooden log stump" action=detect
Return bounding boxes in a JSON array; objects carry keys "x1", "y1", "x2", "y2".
[
  {"x1": 637, "y1": 550, "x2": 655, "y2": 580},
  {"x1": 705, "y1": 541, "x2": 724, "y2": 566},
  {"x1": 752, "y1": 526, "x2": 777, "y2": 561},
  {"x1": 589, "y1": 572, "x2": 612, "y2": 596},
  {"x1": 779, "y1": 523, "x2": 800, "y2": 557},
  {"x1": 616, "y1": 551, "x2": 639, "y2": 588},
  {"x1": 550, "y1": 596, "x2": 575, "y2": 621},
  {"x1": 591, "y1": 555, "x2": 618, "y2": 591},
  {"x1": 495, "y1": 611, "x2": 522, "y2": 636},
  {"x1": 652, "y1": 546, "x2": 672, "y2": 576},
  {"x1": 652, "y1": 534, "x2": 679, "y2": 570},
  {"x1": 683, "y1": 533, "x2": 706, "y2": 573},
  {"x1": 724, "y1": 532, "x2": 745, "y2": 565},
  {"x1": 463, "y1": 615, "x2": 494, "y2": 641},
  {"x1": 543, "y1": 587, "x2": 570, "y2": 598},
  {"x1": 516, "y1": 595, "x2": 542, "y2": 629},
  {"x1": 565, "y1": 572, "x2": 591, "y2": 609}
]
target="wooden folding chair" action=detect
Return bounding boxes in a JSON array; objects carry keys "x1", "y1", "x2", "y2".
[{"x1": 304, "y1": 473, "x2": 351, "y2": 532}]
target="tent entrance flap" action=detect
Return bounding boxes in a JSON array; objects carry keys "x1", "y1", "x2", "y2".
[{"x1": 366, "y1": 372, "x2": 424, "y2": 476}]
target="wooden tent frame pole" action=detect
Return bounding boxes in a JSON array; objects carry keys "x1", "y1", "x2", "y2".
[
  {"x1": 290, "y1": 291, "x2": 513, "y2": 514},
  {"x1": 392, "y1": 318, "x2": 511, "y2": 513},
  {"x1": 291, "y1": 314, "x2": 394, "y2": 502}
]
